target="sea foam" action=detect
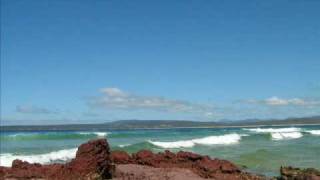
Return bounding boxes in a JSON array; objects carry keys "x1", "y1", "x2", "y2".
[
  {"x1": 244, "y1": 127, "x2": 303, "y2": 140},
  {"x1": 118, "y1": 144, "x2": 132, "y2": 148},
  {"x1": 0, "y1": 148, "x2": 77, "y2": 167},
  {"x1": 271, "y1": 132, "x2": 303, "y2": 140},
  {"x1": 2, "y1": 132, "x2": 110, "y2": 141},
  {"x1": 149, "y1": 133, "x2": 244, "y2": 148},
  {"x1": 244, "y1": 127, "x2": 301, "y2": 133},
  {"x1": 78, "y1": 132, "x2": 109, "y2": 137},
  {"x1": 306, "y1": 130, "x2": 320, "y2": 135}
]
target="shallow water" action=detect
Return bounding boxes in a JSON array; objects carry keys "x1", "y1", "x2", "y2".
[{"x1": 1, "y1": 125, "x2": 319, "y2": 176}]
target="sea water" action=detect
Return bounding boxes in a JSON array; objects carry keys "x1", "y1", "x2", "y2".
[{"x1": 1, "y1": 125, "x2": 320, "y2": 176}]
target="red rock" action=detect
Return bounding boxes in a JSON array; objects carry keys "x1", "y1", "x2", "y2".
[
  {"x1": 68, "y1": 138, "x2": 114, "y2": 179},
  {"x1": 163, "y1": 150, "x2": 176, "y2": 159},
  {"x1": 280, "y1": 166, "x2": 320, "y2": 180},
  {"x1": 0, "y1": 139, "x2": 114, "y2": 180},
  {"x1": 134, "y1": 150, "x2": 155, "y2": 159},
  {"x1": 113, "y1": 149, "x2": 254, "y2": 179},
  {"x1": 176, "y1": 151, "x2": 203, "y2": 161},
  {"x1": 111, "y1": 150, "x2": 131, "y2": 164}
]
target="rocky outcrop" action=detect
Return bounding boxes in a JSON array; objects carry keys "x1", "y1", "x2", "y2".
[
  {"x1": 1, "y1": 138, "x2": 319, "y2": 180},
  {"x1": 277, "y1": 166, "x2": 320, "y2": 180},
  {"x1": 0, "y1": 139, "x2": 114, "y2": 180},
  {"x1": 111, "y1": 150, "x2": 265, "y2": 180},
  {"x1": 114, "y1": 164, "x2": 207, "y2": 180}
]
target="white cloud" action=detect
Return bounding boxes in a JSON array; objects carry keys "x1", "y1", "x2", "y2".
[
  {"x1": 88, "y1": 87, "x2": 216, "y2": 116},
  {"x1": 247, "y1": 96, "x2": 320, "y2": 106},
  {"x1": 265, "y1": 96, "x2": 290, "y2": 105},
  {"x1": 100, "y1": 88, "x2": 128, "y2": 97}
]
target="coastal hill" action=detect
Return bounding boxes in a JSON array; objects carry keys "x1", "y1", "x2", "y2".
[{"x1": 1, "y1": 116, "x2": 319, "y2": 131}]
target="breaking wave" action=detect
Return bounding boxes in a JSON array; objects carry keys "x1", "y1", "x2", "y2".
[
  {"x1": 243, "y1": 127, "x2": 303, "y2": 140},
  {"x1": 78, "y1": 132, "x2": 109, "y2": 137},
  {"x1": 306, "y1": 130, "x2": 320, "y2": 135},
  {"x1": 271, "y1": 132, "x2": 303, "y2": 140},
  {"x1": 149, "y1": 133, "x2": 245, "y2": 148},
  {"x1": 118, "y1": 144, "x2": 132, "y2": 148},
  {"x1": 244, "y1": 127, "x2": 301, "y2": 133},
  {"x1": 0, "y1": 148, "x2": 77, "y2": 167},
  {"x1": 1, "y1": 132, "x2": 109, "y2": 141}
]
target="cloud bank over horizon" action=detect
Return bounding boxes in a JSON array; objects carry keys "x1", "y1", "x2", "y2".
[
  {"x1": 2, "y1": 87, "x2": 320, "y2": 125},
  {"x1": 87, "y1": 87, "x2": 217, "y2": 118},
  {"x1": 82, "y1": 87, "x2": 320, "y2": 122}
]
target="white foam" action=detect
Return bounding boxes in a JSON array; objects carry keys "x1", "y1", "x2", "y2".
[
  {"x1": 94, "y1": 132, "x2": 109, "y2": 137},
  {"x1": 118, "y1": 144, "x2": 131, "y2": 148},
  {"x1": 271, "y1": 132, "x2": 303, "y2": 140},
  {"x1": 0, "y1": 148, "x2": 77, "y2": 167},
  {"x1": 244, "y1": 127, "x2": 301, "y2": 133},
  {"x1": 149, "y1": 133, "x2": 244, "y2": 148},
  {"x1": 78, "y1": 132, "x2": 109, "y2": 137},
  {"x1": 192, "y1": 133, "x2": 243, "y2": 145},
  {"x1": 149, "y1": 140, "x2": 195, "y2": 148},
  {"x1": 306, "y1": 130, "x2": 320, "y2": 135}
]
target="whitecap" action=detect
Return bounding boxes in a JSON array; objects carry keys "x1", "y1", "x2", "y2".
[
  {"x1": 244, "y1": 127, "x2": 301, "y2": 133},
  {"x1": 149, "y1": 140, "x2": 195, "y2": 148},
  {"x1": 149, "y1": 133, "x2": 245, "y2": 148},
  {"x1": 78, "y1": 132, "x2": 109, "y2": 137},
  {"x1": 0, "y1": 148, "x2": 77, "y2": 167},
  {"x1": 192, "y1": 133, "x2": 243, "y2": 145},
  {"x1": 271, "y1": 132, "x2": 303, "y2": 140},
  {"x1": 305, "y1": 130, "x2": 320, "y2": 135},
  {"x1": 118, "y1": 144, "x2": 131, "y2": 148}
]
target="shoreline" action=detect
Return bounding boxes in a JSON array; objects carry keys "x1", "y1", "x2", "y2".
[{"x1": 1, "y1": 139, "x2": 320, "y2": 180}]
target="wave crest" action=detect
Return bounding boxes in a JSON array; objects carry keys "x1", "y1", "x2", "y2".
[
  {"x1": 271, "y1": 132, "x2": 303, "y2": 140},
  {"x1": 149, "y1": 133, "x2": 245, "y2": 148},
  {"x1": 0, "y1": 148, "x2": 77, "y2": 167},
  {"x1": 244, "y1": 127, "x2": 301, "y2": 133},
  {"x1": 243, "y1": 127, "x2": 303, "y2": 140},
  {"x1": 78, "y1": 132, "x2": 109, "y2": 137},
  {"x1": 1, "y1": 132, "x2": 109, "y2": 141},
  {"x1": 306, "y1": 130, "x2": 320, "y2": 135}
]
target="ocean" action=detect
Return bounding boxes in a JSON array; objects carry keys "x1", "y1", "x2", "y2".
[{"x1": 1, "y1": 125, "x2": 319, "y2": 177}]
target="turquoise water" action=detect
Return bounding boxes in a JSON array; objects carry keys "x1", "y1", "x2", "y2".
[{"x1": 1, "y1": 125, "x2": 319, "y2": 176}]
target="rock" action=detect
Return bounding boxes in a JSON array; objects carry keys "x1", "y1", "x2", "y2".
[
  {"x1": 114, "y1": 164, "x2": 206, "y2": 180},
  {"x1": 113, "y1": 150, "x2": 265, "y2": 179},
  {"x1": 111, "y1": 150, "x2": 131, "y2": 164},
  {"x1": 176, "y1": 151, "x2": 203, "y2": 161},
  {"x1": 67, "y1": 139, "x2": 115, "y2": 179},
  {"x1": 278, "y1": 166, "x2": 320, "y2": 180},
  {"x1": 134, "y1": 150, "x2": 155, "y2": 159},
  {"x1": 0, "y1": 139, "x2": 114, "y2": 180}
]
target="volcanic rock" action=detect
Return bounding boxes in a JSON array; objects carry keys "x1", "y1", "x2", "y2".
[
  {"x1": 111, "y1": 149, "x2": 265, "y2": 180},
  {"x1": 0, "y1": 139, "x2": 114, "y2": 180},
  {"x1": 278, "y1": 166, "x2": 320, "y2": 180}
]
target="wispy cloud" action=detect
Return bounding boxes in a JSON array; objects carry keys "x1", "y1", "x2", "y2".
[
  {"x1": 245, "y1": 96, "x2": 320, "y2": 106},
  {"x1": 87, "y1": 87, "x2": 216, "y2": 117},
  {"x1": 16, "y1": 105, "x2": 58, "y2": 114}
]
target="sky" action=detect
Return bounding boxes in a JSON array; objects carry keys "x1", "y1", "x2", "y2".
[{"x1": 1, "y1": 0, "x2": 320, "y2": 125}]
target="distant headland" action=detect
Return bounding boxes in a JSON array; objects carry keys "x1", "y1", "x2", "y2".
[{"x1": 2, "y1": 116, "x2": 319, "y2": 131}]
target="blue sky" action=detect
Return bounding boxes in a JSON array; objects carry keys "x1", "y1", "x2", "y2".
[{"x1": 1, "y1": 0, "x2": 320, "y2": 125}]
